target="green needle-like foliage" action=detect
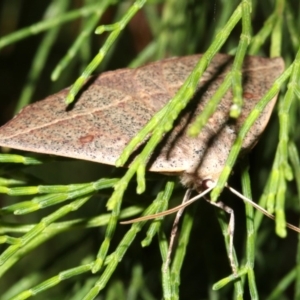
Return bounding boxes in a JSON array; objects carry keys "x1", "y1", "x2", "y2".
[{"x1": 0, "y1": 1, "x2": 300, "y2": 299}]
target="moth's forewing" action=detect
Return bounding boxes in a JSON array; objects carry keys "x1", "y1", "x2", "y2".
[{"x1": 0, "y1": 54, "x2": 284, "y2": 184}]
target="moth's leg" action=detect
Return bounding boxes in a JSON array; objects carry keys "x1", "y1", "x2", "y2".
[
  {"x1": 204, "y1": 198, "x2": 237, "y2": 274},
  {"x1": 164, "y1": 188, "x2": 192, "y2": 272}
]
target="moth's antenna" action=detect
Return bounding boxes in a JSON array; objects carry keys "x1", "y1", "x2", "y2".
[
  {"x1": 120, "y1": 184, "x2": 215, "y2": 224},
  {"x1": 226, "y1": 185, "x2": 300, "y2": 233}
]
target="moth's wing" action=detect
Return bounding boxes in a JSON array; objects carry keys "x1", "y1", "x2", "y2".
[{"x1": 0, "y1": 54, "x2": 284, "y2": 179}]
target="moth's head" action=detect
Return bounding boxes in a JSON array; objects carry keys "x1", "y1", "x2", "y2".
[{"x1": 180, "y1": 171, "x2": 220, "y2": 192}]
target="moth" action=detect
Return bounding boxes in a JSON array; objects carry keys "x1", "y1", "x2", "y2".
[
  {"x1": 0, "y1": 53, "x2": 294, "y2": 272},
  {"x1": 0, "y1": 54, "x2": 283, "y2": 188}
]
